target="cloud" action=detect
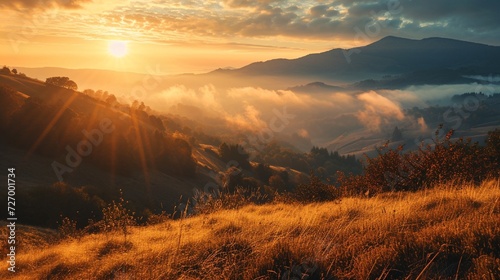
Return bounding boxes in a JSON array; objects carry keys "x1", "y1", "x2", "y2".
[
  {"x1": 309, "y1": 5, "x2": 339, "y2": 18},
  {"x1": 356, "y1": 91, "x2": 405, "y2": 131},
  {"x1": 95, "y1": 0, "x2": 498, "y2": 45},
  {"x1": 227, "y1": 105, "x2": 268, "y2": 131},
  {"x1": 380, "y1": 84, "x2": 500, "y2": 106},
  {"x1": 138, "y1": 81, "x2": 498, "y2": 151},
  {"x1": 0, "y1": 0, "x2": 92, "y2": 10},
  {"x1": 6, "y1": 0, "x2": 498, "y2": 48},
  {"x1": 297, "y1": 128, "x2": 309, "y2": 138},
  {"x1": 417, "y1": 117, "x2": 428, "y2": 133},
  {"x1": 144, "y1": 82, "x2": 423, "y2": 149},
  {"x1": 222, "y1": 0, "x2": 282, "y2": 9}
]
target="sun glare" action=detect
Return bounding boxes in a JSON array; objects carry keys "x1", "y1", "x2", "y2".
[{"x1": 108, "y1": 40, "x2": 128, "y2": 58}]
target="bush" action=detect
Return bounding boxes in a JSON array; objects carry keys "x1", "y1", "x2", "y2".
[
  {"x1": 338, "y1": 128, "x2": 500, "y2": 196},
  {"x1": 101, "y1": 194, "x2": 136, "y2": 241},
  {"x1": 58, "y1": 217, "x2": 80, "y2": 239},
  {"x1": 294, "y1": 173, "x2": 339, "y2": 203}
]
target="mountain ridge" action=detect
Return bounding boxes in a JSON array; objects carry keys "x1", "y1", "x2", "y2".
[{"x1": 220, "y1": 36, "x2": 500, "y2": 81}]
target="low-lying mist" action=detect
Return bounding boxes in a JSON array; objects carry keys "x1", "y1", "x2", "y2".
[{"x1": 135, "y1": 81, "x2": 500, "y2": 154}]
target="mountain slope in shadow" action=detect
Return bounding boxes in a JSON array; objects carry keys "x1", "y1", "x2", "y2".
[{"x1": 217, "y1": 36, "x2": 500, "y2": 81}]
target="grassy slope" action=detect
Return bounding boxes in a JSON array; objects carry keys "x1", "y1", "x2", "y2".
[
  {"x1": 1, "y1": 180, "x2": 499, "y2": 279},
  {"x1": 0, "y1": 73, "x2": 219, "y2": 206}
]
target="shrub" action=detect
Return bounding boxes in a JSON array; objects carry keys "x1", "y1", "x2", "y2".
[
  {"x1": 101, "y1": 193, "x2": 136, "y2": 241},
  {"x1": 57, "y1": 216, "x2": 80, "y2": 239},
  {"x1": 294, "y1": 173, "x2": 339, "y2": 202},
  {"x1": 338, "y1": 128, "x2": 500, "y2": 196}
]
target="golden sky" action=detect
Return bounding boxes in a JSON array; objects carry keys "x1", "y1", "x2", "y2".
[{"x1": 1, "y1": 0, "x2": 499, "y2": 74}]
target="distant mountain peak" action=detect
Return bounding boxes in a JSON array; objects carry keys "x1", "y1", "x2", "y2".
[
  {"x1": 379, "y1": 35, "x2": 413, "y2": 42},
  {"x1": 364, "y1": 36, "x2": 417, "y2": 49},
  {"x1": 213, "y1": 35, "x2": 500, "y2": 80}
]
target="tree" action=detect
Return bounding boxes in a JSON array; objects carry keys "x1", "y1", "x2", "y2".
[
  {"x1": 138, "y1": 102, "x2": 146, "y2": 111},
  {"x1": 218, "y1": 142, "x2": 251, "y2": 169},
  {"x1": 294, "y1": 172, "x2": 338, "y2": 202},
  {"x1": 45, "y1": 76, "x2": 78, "y2": 90},
  {"x1": 65, "y1": 80, "x2": 78, "y2": 90},
  {"x1": 11, "y1": 68, "x2": 17, "y2": 75},
  {"x1": 269, "y1": 174, "x2": 286, "y2": 192},
  {"x1": 131, "y1": 100, "x2": 139, "y2": 109},
  {"x1": 1, "y1": 66, "x2": 11, "y2": 75},
  {"x1": 391, "y1": 126, "x2": 403, "y2": 142},
  {"x1": 83, "y1": 89, "x2": 95, "y2": 96},
  {"x1": 105, "y1": 94, "x2": 117, "y2": 105}
]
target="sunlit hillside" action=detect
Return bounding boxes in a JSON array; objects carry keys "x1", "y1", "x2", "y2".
[{"x1": 2, "y1": 180, "x2": 499, "y2": 280}]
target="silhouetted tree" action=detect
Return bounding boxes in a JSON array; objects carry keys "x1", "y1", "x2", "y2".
[
  {"x1": 83, "y1": 89, "x2": 95, "y2": 96},
  {"x1": 105, "y1": 94, "x2": 117, "y2": 105},
  {"x1": 253, "y1": 163, "x2": 273, "y2": 183},
  {"x1": 295, "y1": 172, "x2": 338, "y2": 202},
  {"x1": 391, "y1": 126, "x2": 403, "y2": 141},
  {"x1": 138, "y1": 102, "x2": 146, "y2": 111},
  {"x1": 45, "y1": 76, "x2": 78, "y2": 90},
  {"x1": 1, "y1": 66, "x2": 11, "y2": 75},
  {"x1": 219, "y1": 142, "x2": 251, "y2": 169},
  {"x1": 65, "y1": 80, "x2": 78, "y2": 90}
]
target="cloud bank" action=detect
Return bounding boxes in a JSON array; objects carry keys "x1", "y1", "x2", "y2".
[{"x1": 0, "y1": 0, "x2": 92, "y2": 10}]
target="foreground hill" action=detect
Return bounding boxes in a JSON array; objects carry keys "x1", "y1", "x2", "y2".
[{"x1": 2, "y1": 180, "x2": 499, "y2": 279}]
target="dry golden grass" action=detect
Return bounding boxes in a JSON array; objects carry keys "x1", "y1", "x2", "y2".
[{"x1": 2, "y1": 180, "x2": 500, "y2": 279}]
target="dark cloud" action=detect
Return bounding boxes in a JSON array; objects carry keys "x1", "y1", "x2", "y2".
[
  {"x1": 309, "y1": 5, "x2": 340, "y2": 18},
  {"x1": 222, "y1": 0, "x2": 283, "y2": 8},
  {"x1": 405, "y1": 0, "x2": 500, "y2": 40},
  {"x1": 347, "y1": 2, "x2": 390, "y2": 17},
  {"x1": 0, "y1": 0, "x2": 92, "y2": 10},
  {"x1": 41, "y1": 0, "x2": 499, "y2": 46},
  {"x1": 338, "y1": 0, "x2": 500, "y2": 43}
]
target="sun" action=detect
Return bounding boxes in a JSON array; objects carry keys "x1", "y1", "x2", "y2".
[{"x1": 108, "y1": 40, "x2": 128, "y2": 58}]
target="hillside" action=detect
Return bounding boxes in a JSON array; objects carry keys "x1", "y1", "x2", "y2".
[
  {"x1": 5, "y1": 71, "x2": 352, "y2": 229},
  {"x1": 1, "y1": 180, "x2": 499, "y2": 279}
]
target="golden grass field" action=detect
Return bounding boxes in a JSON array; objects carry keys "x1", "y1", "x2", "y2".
[{"x1": 1, "y1": 180, "x2": 499, "y2": 279}]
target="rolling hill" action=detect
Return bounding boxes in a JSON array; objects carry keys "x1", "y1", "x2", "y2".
[{"x1": 0, "y1": 72, "x2": 312, "y2": 228}]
